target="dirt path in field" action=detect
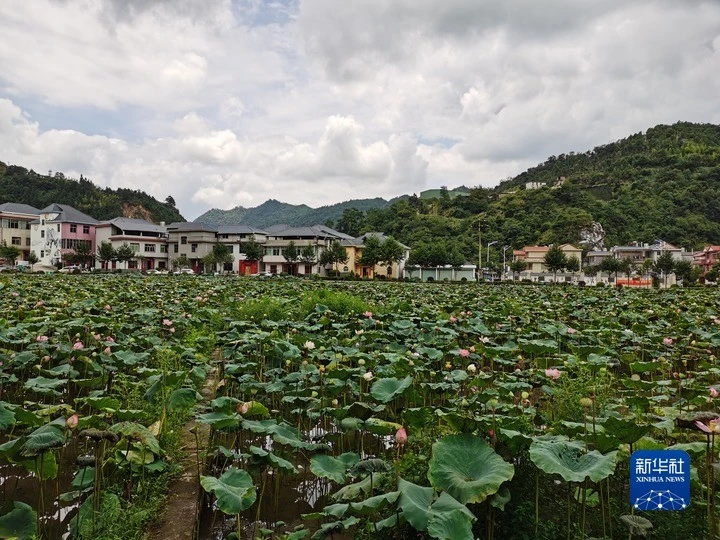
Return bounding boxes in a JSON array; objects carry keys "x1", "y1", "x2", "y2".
[{"x1": 148, "y1": 355, "x2": 221, "y2": 540}]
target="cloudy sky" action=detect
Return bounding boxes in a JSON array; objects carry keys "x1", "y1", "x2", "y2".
[{"x1": 1, "y1": 0, "x2": 719, "y2": 219}]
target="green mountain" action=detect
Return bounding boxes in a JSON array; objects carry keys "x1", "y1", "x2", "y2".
[
  {"x1": 0, "y1": 163, "x2": 184, "y2": 223},
  {"x1": 358, "y1": 122, "x2": 720, "y2": 265},
  {"x1": 196, "y1": 197, "x2": 400, "y2": 227}
]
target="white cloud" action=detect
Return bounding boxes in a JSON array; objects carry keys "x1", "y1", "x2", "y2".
[{"x1": 0, "y1": 0, "x2": 719, "y2": 220}]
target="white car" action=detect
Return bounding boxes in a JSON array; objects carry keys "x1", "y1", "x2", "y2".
[
  {"x1": 59, "y1": 265, "x2": 82, "y2": 274},
  {"x1": 174, "y1": 268, "x2": 196, "y2": 275}
]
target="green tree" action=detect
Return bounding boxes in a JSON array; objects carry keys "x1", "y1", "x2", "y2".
[
  {"x1": 359, "y1": 236, "x2": 383, "y2": 268},
  {"x1": 26, "y1": 250, "x2": 39, "y2": 271},
  {"x1": 173, "y1": 254, "x2": 190, "y2": 270},
  {"x1": 673, "y1": 259, "x2": 694, "y2": 285},
  {"x1": 379, "y1": 237, "x2": 405, "y2": 275},
  {"x1": 299, "y1": 245, "x2": 316, "y2": 266},
  {"x1": 617, "y1": 257, "x2": 636, "y2": 283},
  {"x1": 599, "y1": 257, "x2": 621, "y2": 283},
  {"x1": 96, "y1": 241, "x2": 117, "y2": 270},
  {"x1": 116, "y1": 243, "x2": 135, "y2": 268},
  {"x1": 509, "y1": 259, "x2": 527, "y2": 280},
  {"x1": 211, "y1": 242, "x2": 234, "y2": 272},
  {"x1": 319, "y1": 241, "x2": 348, "y2": 274},
  {"x1": 543, "y1": 245, "x2": 567, "y2": 282},
  {"x1": 0, "y1": 242, "x2": 21, "y2": 267},
  {"x1": 654, "y1": 251, "x2": 676, "y2": 287},
  {"x1": 239, "y1": 236, "x2": 263, "y2": 262},
  {"x1": 565, "y1": 256, "x2": 581, "y2": 276},
  {"x1": 335, "y1": 208, "x2": 365, "y2": 237},
  {"x1": 284, "y1": 240, "x2": 300, "y2": 276}
]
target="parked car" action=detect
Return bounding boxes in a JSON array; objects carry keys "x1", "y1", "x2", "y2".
[
  {"x1": 59, "y1": 265, "x2": 82, "y2": 274},
  {"x1": 146, "y1": 269, "x2": 170, "y2": 275},
  {"x1": 174, "y1": 268, "x2": 196, "y2": 275}
]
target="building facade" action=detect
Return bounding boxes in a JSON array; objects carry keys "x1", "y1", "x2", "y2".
[
  {"x1": 30, "y1": 204, "x2": 98, "y2": 268},
  {"x1": 0, "y1": 203, "x2": 40, "y2": 262},
  {"x1": 95, "y1": 217, "x2": 169, "y2": 270}
]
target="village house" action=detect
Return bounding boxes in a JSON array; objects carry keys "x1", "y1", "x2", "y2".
[
  {"x1": 30, "y1": 204, "x2": 98, "y2": 268},
  {"x1": 95, "y1": 217, "x2": 169, "y2": 271},
  {"x1": 0, "y1": 203, "x2": 39, "y2": 262}
]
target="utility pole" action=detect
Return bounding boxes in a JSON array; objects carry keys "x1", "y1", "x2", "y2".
[{"x1": 477, "y1": 223, "x2": 481, "y2": 282}]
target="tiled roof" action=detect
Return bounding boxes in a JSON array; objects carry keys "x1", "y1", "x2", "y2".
[
  {"x1": 166, "y1": 221, "x2": 217, "y2": 232},
  {"x1": 101, "y1": 217, "x2": 167, "y2": 234},
  {"x1": 217, "y1": 225, "x2": 268, "y2": 235},
  {"x1": 40, "y1": 203, "x2": 98, "y2": 224},
  {"x1": 0, "y1": 202, "x2": 41, "y2": 215}
]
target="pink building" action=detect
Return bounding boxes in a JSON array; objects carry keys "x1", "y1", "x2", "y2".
[{"x1": 30, "y1": 204, "x2": 98, "y2": 268}]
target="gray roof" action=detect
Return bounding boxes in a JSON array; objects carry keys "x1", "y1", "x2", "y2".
[
  {"x1": 355, "y1": 232, "x2": 410, "y2": 249},
  {"x1": 271, "y1": 225, "x2": 345, "y2": 239},
  {"x1": 217, "y1": 225, "x2": 268, "y2": 235},
  {"x1": 40, "y1": 203, "x2": 98, "y2": 224},
  {"x1": 0, "y1": 203, "x2": 40, "y2": 215},
  {"x1": 167, "y1": 221, "x2": 217, "y2": 232},
  {"x1": 101, "y1": 217, "x2": 167, "y2": 234},
  {"x1": 265, "y1": 224, "x2": 290, "y2": 233},
  {"x1": 313, "y1": 225, "x2": 355, "y2": 240}
]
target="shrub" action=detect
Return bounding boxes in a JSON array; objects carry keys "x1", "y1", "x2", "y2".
[{"x1": 299, "y1": 290, "x2": 373, "y2": 318}]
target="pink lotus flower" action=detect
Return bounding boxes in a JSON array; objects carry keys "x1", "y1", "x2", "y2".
[
  {"x1": 73, "y1": 341, "x2": 84, "y2": 350},
  {"x1": 66, "y1": 414, "x2": 79, "y2": 429},
  {"x1": 469, "y1": 345, "x2": 475, "y2": 353},
  {"x1": 105, "y1": 336, "x2": 115, "y2": 343},
  {"x1": 93, "y1": 333, "x2": 102, "y2": 341},
  {"x1": 449, "y1": 316, "x2": 458, "y2": 323},
  {"x1": 395, "y1": 427, "x2": 408, "y2": 446},
  {"x1": 104, "y1": 346, "x2": 112, "y2": 355},
  {"x1": 364, "y1": 311, "x2": 373, "y2": 318},
  {"x1": 567, "y1": 327, "x2": 577, "y2": 335},
  {"x1": 238, "y1": 402, "x2": 250, "y2": 415},
  {"x1": 696, "y1": 418, "x2": 720, "y2": 433},
  {"x1": 36, "y1": 335, "x2": 48, "y2": 342},
  {"x1": 711, "y1": 387, "x2": 719, "y2": 399},
  {"x1": 663, "y1": 337, "x2": 673, "y2": 346},
  {"x1": 162, "y1": 319, "x2": 173, "y2": 326},
  {"x1": 545, "y1": 368, "x2": 562, "y2": 380},
  {"x1": 104, "y1": 304, "x2": 111, "y2": 310},
  {"x1": 458, "y1": 349, "x2": 470, "y2": 358}
]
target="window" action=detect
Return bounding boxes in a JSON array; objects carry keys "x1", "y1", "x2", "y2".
[
  {"x1": 191, "y1": 243, "x2": 198, "y2": 253},
  {"x1": 25, "y1": 222, "x2": 31, "y2": 230},
  {"x1": 57, "y1": 224, "x2": 60, "y2": 231},
  {"x1": 11, "y1": 237, "x2": 21, "y2": 245},
  {"x1": 181, "y1": 236, "x2": 187, "y2": 245},
  {"x1": 173, "y1": 243, "x2": 178, "y2": 253},
  {"x1": 160, "y1": 244, "x2": 167, "y2": 253},
  {"x1": 83, "y1": 225, "x2": 90, "y2": 234},
  {"x1": 305, "y1": 265, "x2": 312, "y2": 274},
  {"x1": 25, "y1": 238, "x2": 30, "y2": 246},
  {"x1": 41, "y1": 219, "x2": 45, "y2": 225},
  {"x1": 9, "y1": 220, "x2": 19, "y2": 229},
  {"x1": 40, "y1": 251, "x2": 44, "y2": 258},
  {"x1": 221, "y1": 234, "x2": 228, "y2": 239},
  {"x1": 144, "y1": 244, "x2": 156, "y2": 253},
  {"x1": 130, "y1": 243, "x2": 140, "y2": 253},
  {"x1": 70, "y1": 224, "x2": 77, "y2": 233},
  {"x1": 41, "y1": 230, "x2": 45, "y2": 238}
]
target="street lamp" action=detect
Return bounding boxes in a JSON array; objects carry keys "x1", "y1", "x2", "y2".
[
  {"x1": 477, "y1": 223, "x2": 482, "y2": 282},
  {"x1": 502, "y1": 245, "x2": 510, "y2": 280},
  {"x1": 486, "y1": 241, "x2": 498, "y2": 264}
]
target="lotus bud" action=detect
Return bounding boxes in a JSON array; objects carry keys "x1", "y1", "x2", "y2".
[
  {"x1": 460, "y1": 398, "x2": 469, "y2": 407},
  {"x1": 311, "y1": 391, "x2": 318, "y2": 398},
  {"x1": 363, "y1": 371, "x2": 373, "y2": 381},
  {"x1": 285, "y1": 359, "x2": 292, "y2": 366},
  {"x1": 395, "y1": 427, "x2": 408, "y2": 446},
  {"x1": 66, "y1": 414, "x2": 79, "y2": 429}
]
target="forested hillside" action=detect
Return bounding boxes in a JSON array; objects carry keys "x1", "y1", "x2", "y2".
[
  {"x1": 355, "y1": 122, "x2": 720, "y2": 266},
  {"x1": 0, "y1": 163, "x2": 184, "y2": 223}
]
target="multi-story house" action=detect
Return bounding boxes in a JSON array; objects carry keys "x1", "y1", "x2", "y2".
[
  {"x1": 95, "y1": 217, "x2": 169, "y2": 270},
  {"x1": 0, "y1": 203, "x2": 40, "y2": 261},
  {"x1": 513, "y1": 244, "x2": 582, "y2": 274},
  {"x1": 261, "y1": 225, "x2": 345, "y2": 275},
  {"x1": 342, "y1": 232, "x2": 411, "y2": 278},
  {"x1": 693, "y1": 245, "x2": 720, "y2": 275},
  {"x1": 166, "y1": 222, "x2": 218, "y2": 272},
  {"x1": 30, "y1": 204, "x2": 98, "y2": 268},
  {"x1": 217, "y1": 225, "x2": 269, "y2": 275}
]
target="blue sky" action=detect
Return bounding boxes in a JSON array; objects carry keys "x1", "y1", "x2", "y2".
[{"x1": 0, "y1": 0, "x2": 719, "y2": 219}]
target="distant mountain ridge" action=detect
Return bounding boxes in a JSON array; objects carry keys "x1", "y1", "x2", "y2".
[{"x1": 195, "y1": 187, "x2": 470, "y2": 227}]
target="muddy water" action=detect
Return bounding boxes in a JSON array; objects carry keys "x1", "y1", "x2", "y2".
[
  {"x1": 0, "y1": 435, "x2": 82, "y2": 539},
  {"x1": 198, "y1": 429, "x2": 394, "y2": 540}
]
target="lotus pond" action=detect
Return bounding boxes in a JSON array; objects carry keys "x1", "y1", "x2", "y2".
[{"x1": 2, "y1": 276, "x2": 720, "y2": 539}]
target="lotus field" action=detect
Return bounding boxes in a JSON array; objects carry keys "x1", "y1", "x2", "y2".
[{"x1": 2, "y1": 276, "x2": 720, "y2": 539}]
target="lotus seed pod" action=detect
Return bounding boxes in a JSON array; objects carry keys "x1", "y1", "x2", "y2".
[
  {"x1": 487, "y1": 399, "x2": 499, "y2": 409},
  {"x1": 521, "y1": 391, "x2": 530, "y2": 400},
  {"x1": 579, "y1": 397, "x2": 593, "y2": 407}
]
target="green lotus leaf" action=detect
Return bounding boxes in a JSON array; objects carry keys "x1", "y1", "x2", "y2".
[
  {"x1": 0, "y1": 501, "x2": 37, "y2": 540},
  {"x1": 109, "y1": 422, "x2": 161, "y2": 454},
  {"x1": 248, "y1": 445, "x2": 298, "y2": 473},
  {"x1": 370, "y1": 376, "x2": 413, "y2": 403},
  {"x1": 0, "y1": 402, "x2": 16, "y2": 430},
  {"x1": 310, "y1": 454, "x2": 353, "y2": 484},
  {"x1": 529, "y1": 439, "x2": 617, "y2": 483},
  {"x1": 427, "y1": 509, "x2": 474, "y2": 540},
  {"x1": 602, "y1": 416, "x2": 650, "y2": 445},
  {"x1": 21, "y1": 417, "x2": 66, "y2": 456},
  {"x1": 364, "y1": 417, "x2": 403, "y2": 436},
  {"x1": 349, "y1": 491, "x2": 399, "y2": 515},
  {"x1": 397, "y1": 477, "x2": 434, "y2": 531},
  {"x1": 428, "y1": 433, "x2": 515, "y2": 504},
  {"x1": 200, "y1": 467, "x2": 256, "y2": 515},
  {"x1": 197, "y1": 411, "x2": 241, "y2": 430},
  {"x1": 167, "y1": 388, "x2": 199, "y2": 411},
  {"x1": 619, "y1": 515, "x2": 653, "y2": 536}
]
